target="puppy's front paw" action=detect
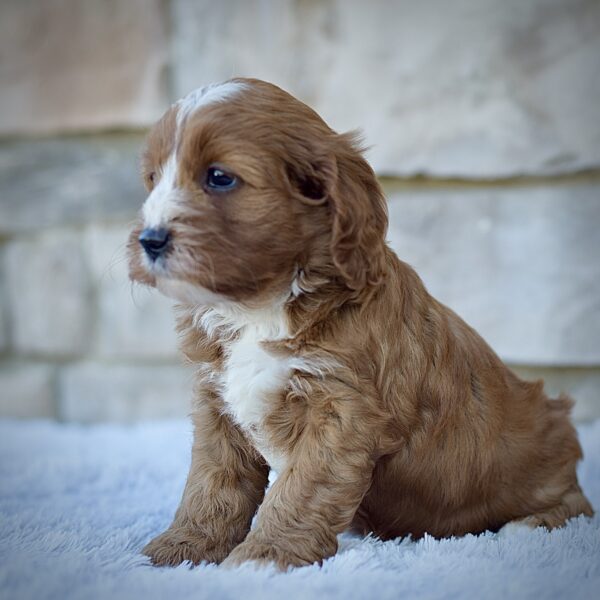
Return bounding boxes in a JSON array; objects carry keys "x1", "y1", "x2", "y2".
[
  {"x1": 143, "y1": 526, "x2": 230, "y2": 566},
  {"x1": 222, "y1": 537, "x2": 317, "y2": 571}
]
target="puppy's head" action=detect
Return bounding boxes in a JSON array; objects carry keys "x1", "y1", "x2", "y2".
[{"x1": 128, "y1": 78, "x2": 388, "y2": 307}]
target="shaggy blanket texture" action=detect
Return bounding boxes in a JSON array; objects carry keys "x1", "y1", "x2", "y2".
[{"x1": 0, "y1": 419, "x2": 598, "y2": 600}]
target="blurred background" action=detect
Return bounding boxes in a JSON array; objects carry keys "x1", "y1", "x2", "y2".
[{"x1": 0, "y1": 0, "x2": 599, "y2": 423}]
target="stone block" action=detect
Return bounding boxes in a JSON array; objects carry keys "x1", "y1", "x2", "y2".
[
  {"x1": 0, "y1": 135, "x2": 145, "y2": 236},
  {"x1": 85, "y1": 223, "x2": 180, "y2": 360},
  {"x1": 0, "y1": 0, "x2": 168, "y2": 134},
  {"x1": 172, "y1": 0, "x2": 600, "y2": 177},
  {"x1": 4, "y1": 232, "x2": 92, "y2": 356},
  {"x1": 384, "y1": 177, "x2": 600, "y2": 365},
  {"x1": 0, "y1": 362, "x2": 56, "y2": 419},
  {"x1": 512, "y1": 365, "x2": 600, "y2": 423},
  {"x1": 59, "y1": 362, "x2": 193, "y2": 422}
]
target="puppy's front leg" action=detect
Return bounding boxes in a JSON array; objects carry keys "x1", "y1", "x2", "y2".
[
  {"x1": 143, "y1": 400, "x2": 269, "y2": 566},
  {"x1": 224, "y1": 416, "x2": 375, "y2": 570}
]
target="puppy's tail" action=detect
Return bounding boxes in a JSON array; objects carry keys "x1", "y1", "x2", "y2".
[{"x1": 549, "y1": 392, "x2": 575, "y2": 414}]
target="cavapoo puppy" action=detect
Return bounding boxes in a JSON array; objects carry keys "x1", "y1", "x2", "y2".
[{"x1": 128, "y1": 78, "x2": 593, "y2": 569}]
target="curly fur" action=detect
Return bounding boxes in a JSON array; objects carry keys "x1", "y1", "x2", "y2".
[{"x1": 128, "y1": 78, "x2": 593, "y2": 570}]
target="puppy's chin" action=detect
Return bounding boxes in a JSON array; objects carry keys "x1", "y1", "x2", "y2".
[{"x1": 155, "y1": 277, "x2": 225, "y2": 306}]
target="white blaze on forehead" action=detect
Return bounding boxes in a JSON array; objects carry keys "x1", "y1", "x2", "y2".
[
  {"x1": 142, "y1": 153, "x2": 180, "y2": 229},
  {"x1": 175, "y1": 81, "x2": 246, "y2": 127},
  {"x1": 142, "y1": 81, "x2": 247, "y2": 230}
]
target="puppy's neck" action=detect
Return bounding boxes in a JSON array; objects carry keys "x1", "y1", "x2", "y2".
[
  {"x1": 193, "y1": 298, "x2": 291, "y2": 344},
  {"x1": 186, "y1": 264, "x2": 379, "y2": 347},
  {"x1": 286, "y1": 264, "x2": 373, "y2": 341}
]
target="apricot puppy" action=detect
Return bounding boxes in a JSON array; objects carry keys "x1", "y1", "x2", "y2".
[{"x1": 128, "y1": 78, "x2": 593, "y2": 569}]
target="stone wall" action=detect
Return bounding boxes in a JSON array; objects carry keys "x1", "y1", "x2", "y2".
[{"x1": 0, "y1": 0, "x2": 599, "y2": 422}]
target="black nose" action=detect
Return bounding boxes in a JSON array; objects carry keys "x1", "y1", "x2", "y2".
[{"x1": 138, "y1": 228, "x2": 171, "y2": 261}]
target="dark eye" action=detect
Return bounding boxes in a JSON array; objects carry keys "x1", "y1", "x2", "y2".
[
  {"x1": 205, "y1": 167, "x2": 237, "y2": 191},
  {"x1": 147, "y1": 171, "x2": 156, "y2": 186}
]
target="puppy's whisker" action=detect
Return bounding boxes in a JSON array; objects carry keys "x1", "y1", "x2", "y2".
[
  {"x1": 97, "y1": 242, "x2": 131, "y2": 285},
  {"x1": 128, "y1": 281, "x2": 145, "y2": 310}
]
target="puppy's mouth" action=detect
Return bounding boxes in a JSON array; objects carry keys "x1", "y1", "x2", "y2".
[
  {"x1": 134, "y1": 228, "x2": 224, "y2": 305},
  {"x1": 153, "y1": 269, "x2": 225, "y2": 306}
]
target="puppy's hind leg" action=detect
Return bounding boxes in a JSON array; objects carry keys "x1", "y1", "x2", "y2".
[{"x1": 499, "y1": 485, "x2": 593, "y2": 536}]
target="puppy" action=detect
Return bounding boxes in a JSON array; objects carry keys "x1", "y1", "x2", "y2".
[{"x1": 128, "y1": 78, "x2": 593, "y2": 569}]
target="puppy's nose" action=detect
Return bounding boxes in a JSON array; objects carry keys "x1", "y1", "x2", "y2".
[{"x1": 138, "y1": 227, "x2": 171, "y2": 261}]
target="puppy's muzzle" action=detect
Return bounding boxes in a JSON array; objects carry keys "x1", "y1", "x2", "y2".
[{"x1": 139, "y1": 228, "x2": 171, "y2": 261}]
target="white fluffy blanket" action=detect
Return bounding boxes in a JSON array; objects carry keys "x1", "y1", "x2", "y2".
[{"x1": 1, "y1": 419, "x2": 598, "y2": 600}]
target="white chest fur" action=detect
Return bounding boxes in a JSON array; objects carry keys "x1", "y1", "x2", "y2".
[
  {"x1": 205, "y1": 306, "x2": 291, "y2": 472},
  {"x1": 222, "y1": 328, "x2": 289, "y2": 430}
]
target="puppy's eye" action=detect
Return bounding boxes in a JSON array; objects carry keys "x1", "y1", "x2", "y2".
[
  {"x1": 205, "y1": 167, "x2": 237, "y2": 191},
  {"x1": 146, "y1": 171, "x2": 156, "y2": 187}
]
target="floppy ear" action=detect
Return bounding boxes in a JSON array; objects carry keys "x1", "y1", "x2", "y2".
[
  {"x1": 286, "y1": 154, "x2": 338, "y2": 206},
  {"x1": 328, "y1": 136, "x2": 388, "y2": 291},
  {"x1": 286, "y1": 136, "x2": 388, "y2": 291}
]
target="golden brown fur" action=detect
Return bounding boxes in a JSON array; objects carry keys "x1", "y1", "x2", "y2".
[{"x1": 128, "y1": 78, "x2": 593, "y2": 570}]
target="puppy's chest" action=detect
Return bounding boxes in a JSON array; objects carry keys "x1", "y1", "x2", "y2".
[{"x1": 220, "y1": 328, "x2": 291, "y2": 471}]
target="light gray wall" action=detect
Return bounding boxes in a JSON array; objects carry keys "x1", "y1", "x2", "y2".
[{"x1": 0, "y1": 0, "x2": 599, "y2": 422}]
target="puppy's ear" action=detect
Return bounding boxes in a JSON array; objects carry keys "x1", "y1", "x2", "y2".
[
  {"x1": 286, "y1": 154, "x2": 338, "y2": 206},
  {"x1": 286, "y1": 135, "x2": 388, "y2": 291},
  {"x1": 329, "y1": 134, "x2": 388, "y2": 291}
]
